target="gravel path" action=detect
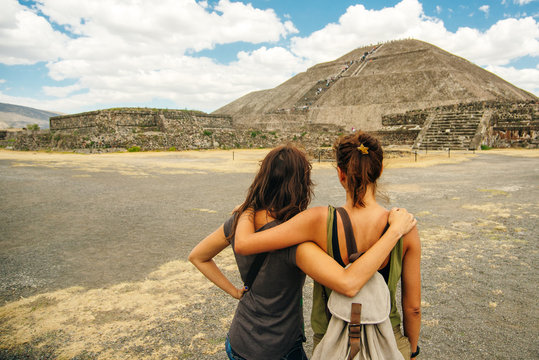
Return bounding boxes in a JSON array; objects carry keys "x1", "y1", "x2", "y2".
[{"x1": 0, "y1": 150, "x2": 537, "y2": 359}]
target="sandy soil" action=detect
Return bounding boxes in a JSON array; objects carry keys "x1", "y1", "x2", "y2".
[
  {"x1": 0, "y1": 147, "x2": 479, "y2": 173},
  {"x1": 0, "y1": 148, "x2": 537, "y2": 359}
]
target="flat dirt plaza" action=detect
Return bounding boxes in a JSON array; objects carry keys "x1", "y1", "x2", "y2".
[{"x1": 0, "y1": 148, "x2": 537, "y2": 359}]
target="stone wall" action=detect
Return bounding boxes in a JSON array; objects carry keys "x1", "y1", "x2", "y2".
[
  {"x1": 372, "y1": 129, "x2": 421, "y2": 146},
  {"x1": 382, "y1": 110, "x2": 428, "y2": 126},
  {"x1": 487, "y1": 102, "x2": 539, "y2": 148},
  {"x1": 9, "y1": 102, "x2": 537, "y2": 152},
  {"x1": 12, "y1": 108, "x2": 345, "y2": 153},
  {"x1": 377, "y1": 101, "x2": 538, "y2": 148},
  {"x1": 50, "y1": 109, "x2": 233, "y2": 133}
]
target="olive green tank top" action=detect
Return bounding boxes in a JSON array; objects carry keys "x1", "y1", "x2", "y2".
[{"x1": 311, "y1": 206, "x2": 403, "y2": 335}]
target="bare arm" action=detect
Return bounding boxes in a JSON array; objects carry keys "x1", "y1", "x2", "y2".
[
  {"x1": 235, "y1": 206, "x2": 416, "y2": 257},
  {"x1": 234, "y1": 207, "x2": 328, "y2": 255},
  {"x1": 188, "y1": 225, "x2": 245, "y2": 299},
  {"x1": 295, "y1": 222, "x2": 413, "y2": 297},
  {"x1": 401, "y1": 226, "x2": 421, "y2": 357}
]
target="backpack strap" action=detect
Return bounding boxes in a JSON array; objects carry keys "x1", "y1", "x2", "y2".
[
  {"x1": 348, "y1": 303, "x2": 362, "y2": 360},
  {"x1": 243, "y1": 219, "x2": 280, "y2": 291},
  {"x1": 336, "y1": 207, "x2": 361, "y2": 263},
  {"x1": 321, "y1": 205, "x2": 337, "y2": 321},
  {"x1": 243, "y1": 253, "x2": 267, "y2": 291}
]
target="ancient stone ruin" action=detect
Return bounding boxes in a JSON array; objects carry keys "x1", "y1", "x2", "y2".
[
  {"x1": 375, "y1": 101, "x2": 538, "y2": 149},
  {"x1": 9, "y1": 108, "x2": 343, "y2": 153},
  {"x1": 5, "y1": 39, "x2": 537, "y2": 152}
]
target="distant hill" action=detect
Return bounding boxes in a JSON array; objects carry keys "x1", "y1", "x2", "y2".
[
  {"x1": 214, "y1": 39, "x2": 537, "y2": 130},
  {"x1": 0, "y1": 103, "x2": 62, "y2": 129}
]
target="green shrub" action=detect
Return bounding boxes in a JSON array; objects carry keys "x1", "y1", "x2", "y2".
[
  {"x1": 203, "y1": 130, "x2": 213, "y2": 136},
  {"x1": 127, "y1": 146, "x2": 141, "y2": 152},
  {"x1": 168, "y1": 146, "x2": 177, "y2": 151},
  {"x1": 480, "y1": 145, "x2": 492, "y2": 150},
  {"x1": 26, "y1": 124, "x2": 40, "y2": 131},
  {"x1": 250, "y1": 131, "x2": 260, "y2": 138}
]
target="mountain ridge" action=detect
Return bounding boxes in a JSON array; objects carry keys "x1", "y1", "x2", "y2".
[{"x1": 0, "y1": 102, "x2": 62, "y2": 129}]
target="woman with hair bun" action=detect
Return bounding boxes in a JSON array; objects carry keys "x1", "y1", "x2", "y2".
[
  {"x1": 190, "y1": 143, "x2": 417, "y2": 360},
  {"x1": 235, "y1": 132, "x2": 421, "y2": 359}
]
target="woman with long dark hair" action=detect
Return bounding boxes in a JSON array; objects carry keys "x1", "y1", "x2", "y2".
[
  {"x1": 189, "y1": 143, "x2": 416, "y2": 359},
  {"x1": 235, "y1": 132, "x2": 421, "y2": 359}
]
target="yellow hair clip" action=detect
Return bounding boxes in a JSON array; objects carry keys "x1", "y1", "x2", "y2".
[{"x1": 357, "y1": 143, "x2": 369, "y2": 154}]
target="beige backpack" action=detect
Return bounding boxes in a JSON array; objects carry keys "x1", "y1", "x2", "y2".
[{"x1": 311, "y1": 272, "x2": 404, "y2": 360}]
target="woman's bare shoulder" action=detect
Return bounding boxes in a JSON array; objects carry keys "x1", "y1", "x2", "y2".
[
  {"x1": 291, "y1": 205, "x2": 327, "y2": 217},
  {"x1": 402, "y1": 224, "x2": 420, "y2": 253}
]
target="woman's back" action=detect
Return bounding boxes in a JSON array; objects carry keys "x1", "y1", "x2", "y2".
[{"x1": 334, "y1": 203, "x2": 390, "y2": 266}]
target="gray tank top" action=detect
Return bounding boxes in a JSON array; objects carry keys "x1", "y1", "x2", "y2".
[{"x1": 224, "y1": 215, "x2": 306, "y2": 360}]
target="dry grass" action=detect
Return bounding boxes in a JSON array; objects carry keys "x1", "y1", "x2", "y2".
[
  {"x1": 0, "y1": 147, "x2": 502, "y2": 175},
  {"x1": 0, "y1": 250, "x2": 237, "y2": 359}
]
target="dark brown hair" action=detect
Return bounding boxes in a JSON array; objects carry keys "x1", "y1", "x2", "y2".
[
  {"x1": 334, "y1": 131, "x2": 383, "y2": 207},
  {"x1": 228, "y1": 144, "x2": 313, "y2": 239}
]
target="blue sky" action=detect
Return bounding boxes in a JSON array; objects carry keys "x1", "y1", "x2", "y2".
[{"x1": 0, "y1": 0, "x2": 537, "y2": 114}]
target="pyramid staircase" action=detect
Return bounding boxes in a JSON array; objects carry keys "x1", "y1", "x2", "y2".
[
  {"x1": 340, "y1": 60, "x2": 362, "y2": 77},
  {"x1": 415, "y1": 110, "x2": 484, "y2": 150},
  {"x1": 292, "y1": 45, "x2": 385, "y2": 109},
  {"x1": 293, "y1": 78, "x2": 337, "y2": 108}
]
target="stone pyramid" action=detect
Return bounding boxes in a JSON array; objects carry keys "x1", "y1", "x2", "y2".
[{"x1": 214, "y1": 39, "x2": 536, "y2": 131}]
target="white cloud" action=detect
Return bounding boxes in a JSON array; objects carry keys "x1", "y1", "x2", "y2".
[
  {"x1": 0, "y1": 79, "x2": 6, "y2": 84},
  {"x1": 485, "y1": 64, "x2": 539, "y2": 94},
  {"x1": 0, "y1": 0, "x2": 537, "y2": 114},
  {"x1": 291, "y1": 0, "x2": 437, "y2": 63},
  {"x1": 479, "y1": 5, "x2": 490, "y2": 17},
  {"x1": 443, "y1": 17, "x2": 539, "y2": 66},
  {"x1": 0, "y1": 0, "x2": 70, "y2": 65},
  {"x1": 290, "y1": 0, "x2": 538, "y2": 67},
  {"x1": 514, "y1": 0, "x2": 535, "y2": 5},
  {"x1": 2, "y1": 46, "x2": 308, "y2": 113},
  {"x1": 0, "y1": 0, "x2": 303, "y2": 112},
  {"x1": 43, "y1": 83, "x2": 84, "y2": 98},
  {"x1": 1, "y1": 0, "x2": 297, "y2": 67},
  {"x1": 34, "y1": 0, "x2": 296, "y2": 54},
  {"x1": 436, "y1": 6, "x2": 442, "y2": 14}
]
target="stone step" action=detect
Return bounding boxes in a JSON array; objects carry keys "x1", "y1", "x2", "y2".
[
  {"x1": 433, "y1": 120, "x2": 481, "y2": 125},
  {"x1": 428, "y1": 134, "x2": 472, "y2": 141},
  {"x1": 419, "y1": 141, "x2": 470, "y2": 145},
  {"x1": 426, "y1": 130, "x2": 476, "y2": 134},
  {"x1": 426, "y1": 134, "x2": 474, "y2": 137},
  {"x1": 430, "y1": 121, "x2": 478, "y2": 124},
  {"x1": 418, "y1": 110, "x2": 484, "y2": 150},
  {"x1": 431, "y1": 127, "x2": 478, "y2": 131}
]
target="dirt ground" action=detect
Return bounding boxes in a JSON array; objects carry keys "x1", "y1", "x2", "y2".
[{"x1": 0, "y1": 148, "x2": 538, "y2": 359}]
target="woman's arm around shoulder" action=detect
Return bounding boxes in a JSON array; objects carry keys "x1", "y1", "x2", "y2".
[
  {"x1": 401, "y1": 225, "x2": 421, "y2": 357},
  {"x1": 296, "y1": 208, "x2": 417, "y2": 297},
  {"x1": 234, "y1": 206, "x2": 328, "y2": 255},
  {"x1": 188, "y1": 224, "x2": 245, "y2": 299}
]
